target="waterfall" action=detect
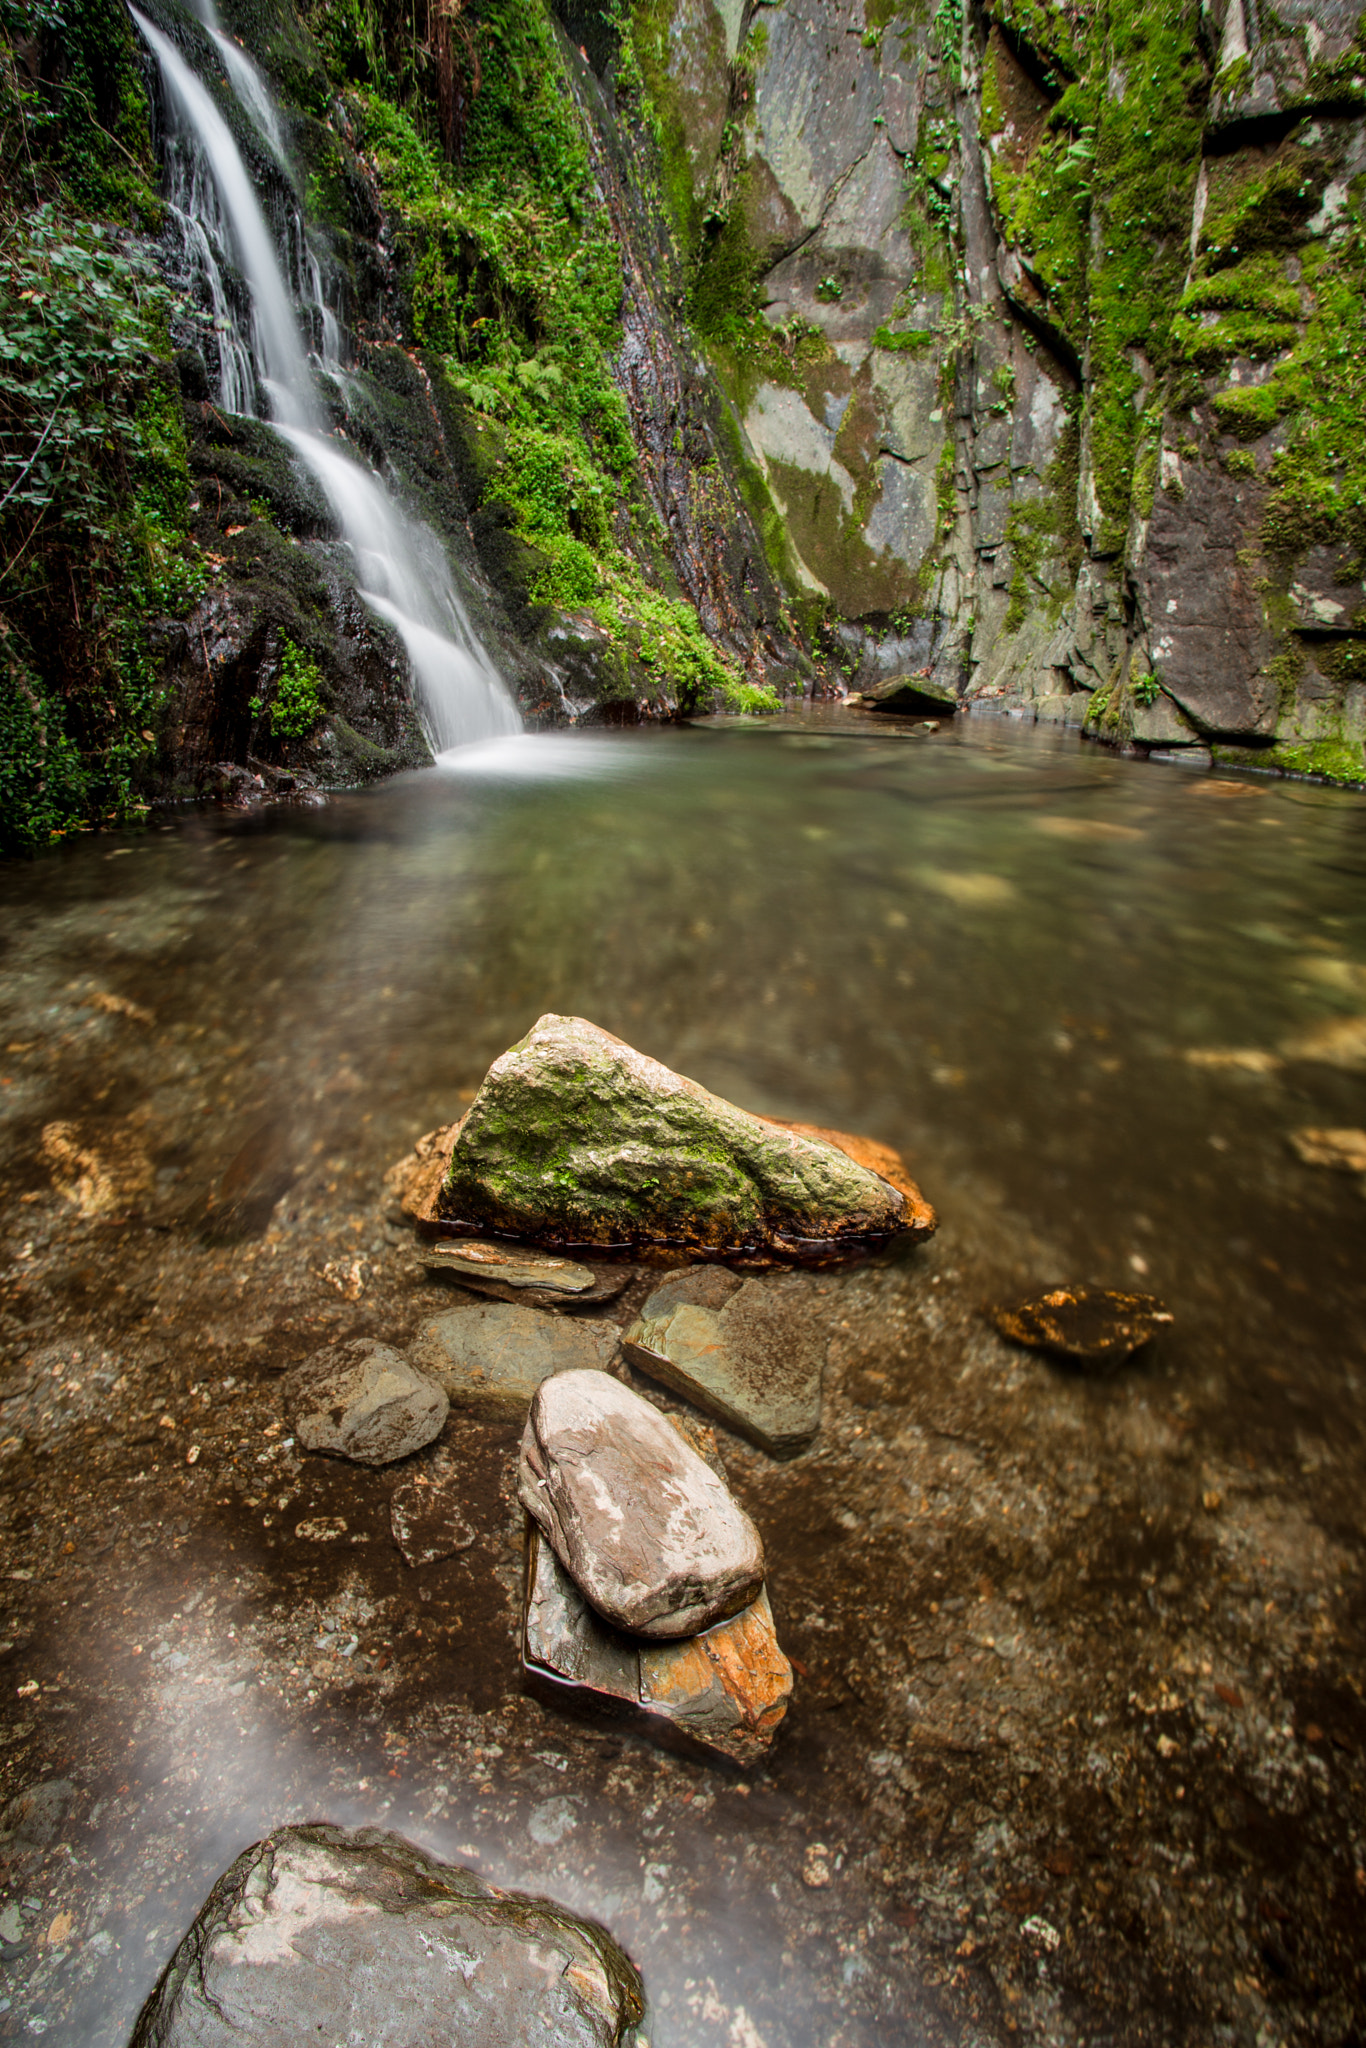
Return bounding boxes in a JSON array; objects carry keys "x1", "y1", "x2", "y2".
[{"x1": 132, "y1": 6, "x2": 520, "y2": 752}]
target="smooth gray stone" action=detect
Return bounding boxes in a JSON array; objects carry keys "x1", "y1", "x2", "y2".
[
  {"x1": 518, "y1": 1369, "x2": 764, "y2": 1639},
  {"x1": 624, "y1": 1268, "x2": 823, "y2": 1457},
  {"x1": 423, "y1": 1240, "x2": 597, "y2": 1292},
  {"x1": 283, "y1": 1339, "x2": 447, "y2": 1467},
  {"x1": 128, "y1": 1823, "x2": 644, "y2": 2047},
  {"x1": 411, "y1": 1302, "x2": 619, "y2": 1419}
]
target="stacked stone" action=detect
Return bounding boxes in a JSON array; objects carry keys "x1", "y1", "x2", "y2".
[{"x1": 518, "y1": 1371, "x2": 793, "y2": 1768}]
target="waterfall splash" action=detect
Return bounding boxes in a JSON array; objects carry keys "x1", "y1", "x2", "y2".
[{"x1": 133, "y1": 6, "x2": 519, "y2": 753}]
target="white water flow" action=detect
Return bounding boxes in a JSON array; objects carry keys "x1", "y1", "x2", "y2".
[{"x1": 132, "y1": 9, "x2": 519, "y2": 750}]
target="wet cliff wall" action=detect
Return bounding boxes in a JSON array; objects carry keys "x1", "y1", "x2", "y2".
[
  {"x1": 2, "y1": 0, "x2": 1364, "y2": 853},
  {"x1": 647, "y1": 0, "x2": 1366, "y2": 772}
]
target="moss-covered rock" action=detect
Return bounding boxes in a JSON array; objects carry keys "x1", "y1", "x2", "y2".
[{"x1": 435, "y1": 1013, "x2": 936, "y2": 1260}]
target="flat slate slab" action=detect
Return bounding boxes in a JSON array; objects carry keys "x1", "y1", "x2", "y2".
[
  {"x1": 283, "y1": 1339, "x2": 447, "y2": 1466},
  {"x1": 518, "y1": 1369, "x2": 765, "y2": 1638},
  {"x1": 523, "y1": 1529, "x2": 793, "y2": 1768},
  {"x1": 989, "y1": 1286, "x2": 1174, "y2": 1366},
  {"x1": 129, "y1": 1823, "x2": 644, "y2": 2047},
  {"x1": 428, "y1": 1013, "x2": 933, "y2": 1262},
  {"x1": 624, "y1": 1267, "x2": 824, "y2": 1457},
  {"x1": 411, "y1": 1302, "x2": 620, "y2": 1418},
  {"x1": 423, "y1": 1240, "x2": 598, "y2": 1292}
]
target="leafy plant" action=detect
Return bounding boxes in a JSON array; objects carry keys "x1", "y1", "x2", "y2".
[
  {"x1": 815, "y1": 275, "x2": 843, "y2": 304},
  {"x1": 269, "y1": 641, "x2": 327, "y2": 738},
  {"x1": 1132, "y1": 670, "x2": 1161, "y2": 706}
]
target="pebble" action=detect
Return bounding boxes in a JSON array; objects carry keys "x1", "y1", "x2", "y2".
[
  {"x1": 988, "y1": 1286, "x2": 1173, "y2": 1366},
  {"x1": 283, "y1": 1339, "x2": 448, "y2": 1466},
  {"x1": 523, "y1": 1528, "x2": 793, "y2": 1767}
]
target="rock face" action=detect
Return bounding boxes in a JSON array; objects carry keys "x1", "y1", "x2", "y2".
[
  {"x1": 412, "y1": 1302, "x2": 620, "y2": 1419},
  {"x1": 625, "y1": 1267, "x2": 824, "y2": 1458},
  {"x1": 518, "y1": 1370, "x2": 765, "y2": 1638},
  {"x1": 990, "y1": 1288, "x2": 1174, "y2": 1367},
  {"x1": 523, "y1": 1529, "x2": 792, "y2": 1769},
  {"x1": 129, "y1": 1823, "x2": 644, "y2": 2047},
  {"x1": 434, "y1": 1014, "x2": 932, "y2": 1261},
  {"x1": 283, "y1": 1340, "x2": 447, "y2": 1466}
]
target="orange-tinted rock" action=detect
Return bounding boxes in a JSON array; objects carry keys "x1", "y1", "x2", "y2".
[
  {"x1": 989, "y1": 1287, "x2": 1173, "y2": 1366},
  {"x1": 522, "y1": 1528, "x2": 792, "y2": 1767}
]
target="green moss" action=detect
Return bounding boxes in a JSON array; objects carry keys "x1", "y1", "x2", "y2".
[
  {"x1": 1271, "y1": 737, "x2": 1366, "y2": 784},
  {"x1": 871, "y1": 325, "x2": 936, "y2": 354}
]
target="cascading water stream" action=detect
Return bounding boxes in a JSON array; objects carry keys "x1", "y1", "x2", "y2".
[{"x1": 132, "y1": 6, "x2": 520, "y2": 752}]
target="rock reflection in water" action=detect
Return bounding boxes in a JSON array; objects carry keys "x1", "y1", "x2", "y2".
[{"x1": 0, "y1": 714, "x2": 1362, "y2": 2044}]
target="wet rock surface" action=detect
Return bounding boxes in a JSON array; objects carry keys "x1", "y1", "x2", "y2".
[
  {"x1": 420, "y1": 1240, "x2": 631, "y2": 1310},
  {"x1": 283, "y1": 1339, "x2": 448, "y2": 1465},
  {"x1": 524, "y1": 1530, "x2": 793, "y2": 1769},
  {"x1": 129, "y1": 1822, "x2": 644, "y2": 2047},
  {"x1": 423, "y1": 1240, "x2": 598, "y2": 1292},
  {"x1": 519, "y1": 1371, "x2": 766, "y2": 1638},
  {"x1": 625, "y1": 1268, "x2": 825, "y2": 1457},
  {"x1": 989, "y1": 1288, "x2": 1175, "y2": 1367},
  {"x1": 412, "y1": 1301, "x2": 620, "y2": 1418},
  {"x1": 434, "y1": 1014, "x2": 930, "y2": 1260}
]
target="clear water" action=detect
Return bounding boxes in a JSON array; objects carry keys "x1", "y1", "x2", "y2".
[{"x1": 1, "y1": 718, "x2": 1364, "y2": 2043}]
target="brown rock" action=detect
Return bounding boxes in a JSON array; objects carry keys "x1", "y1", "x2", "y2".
[
  {"x1": 989, "y1": 1287, "x2": 1173, "y2": 1366},
  {"x1": 522, "y1": 1529, "x2": 792, "y2": 1768},
  {"x1": 517, "y1": 1369, "x2": 765, "y2": 1639},
  {"x1": 1289, "y1": 1127, "x2": 1366, "y2": 1172}
]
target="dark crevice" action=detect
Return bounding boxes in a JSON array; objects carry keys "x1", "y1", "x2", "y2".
[{"x1": 1203, "y1": 98, "x2": 1366, "y2": 158}]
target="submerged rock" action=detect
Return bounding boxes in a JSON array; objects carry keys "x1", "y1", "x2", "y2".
[
  {"x1": 411, "y1": 1302, "x2": 620, "y2": 1419},
  {"x1": 389, "y1": 1466, "x2": 478, "y2": 1567},
  {"x1": 429, "y1": 1013, "x2": 933, "y2": 1262},
  {"x1": 1289, "y1": 1127, "x2": 1366, "y2": 1173},
  {"x1": 129, "y1": 1823, "x2": 644, "y2": 2047},
  {"x1": 284, "y1": 1339, "x2": 447, "y2": 1466},
  {"x1": 523, "y1": 1529, "x2": 792, "y2": 1768},
  {"x1": 989, "y1": 1287, "x2": 1173, "y2": 1366},
  {"x1": 518, "y1": 1369, "x2": 765, "y2": 1638},
  {"x1": 624, "y1": 1267, "x2": 824, "y2": 1457}
]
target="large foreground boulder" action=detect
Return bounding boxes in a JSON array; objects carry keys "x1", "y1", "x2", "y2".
[
  {"x1": 129, "y1": 1823, "x2": 644, "y2": 2046},
  {"x1": 519, "y1": 1370, "x2": 765, "y2": 1638},
  {"x1": 427, "y1": 1014, "x2": 934, "y2": 1261},
  {"x1": 524, "y1": 1529, "x2": 792, "y2": 1768}
]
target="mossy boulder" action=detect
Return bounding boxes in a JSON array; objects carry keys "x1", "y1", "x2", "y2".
[{"x1": 433, "y1": 1014, "x2": 935, "y2": 1262}]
